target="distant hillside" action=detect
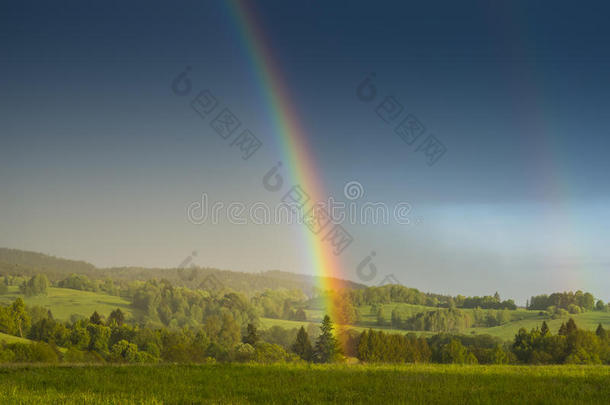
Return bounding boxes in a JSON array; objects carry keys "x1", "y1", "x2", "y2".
[
  {"x1": 0, "y1": 248, "x2": 96, "y2": 278},
  {"x1": 94, "y1": 266, "x2": 364, "y2": 295},
  {"x1": 0, "y1": 248, "x2": 364, "y2": 296}
]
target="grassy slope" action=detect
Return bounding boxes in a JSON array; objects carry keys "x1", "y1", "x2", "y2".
[
  {"x1": 360, "y1": 303, "x2": 610, "y2": 340},
  {"x1": 0, "y1": 332, "x2": 33, "y2": 344},
  {"x1": 0, "y1": 286, "x2": 132, "y2": 321},
  {"x1": 264, "y1": 303, "x2": 610, "y2": 342},
  {"x1": 469, "y1": 311, "x2": 610, "y2": 340},
  {"x1": 0, "y1": 364, "x2": 608, "y2": 404}
]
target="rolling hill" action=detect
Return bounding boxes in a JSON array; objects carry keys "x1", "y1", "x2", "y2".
[{"x1": 0, "y1": 248, "x2": 364, "y2": 295}]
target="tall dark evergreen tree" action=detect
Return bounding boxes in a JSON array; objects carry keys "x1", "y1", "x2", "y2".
[
  {"x1": 0, "y1": 275, "x2": 10, "y2": 294},
  {"x1": 292, "y1": 326, "x2": 312, "y2": 361},
  {"x1": 108, "y1": 308, "x2": 125, "y2": 326},
  {"x1": 243, "y1": 323, "x2": 259, "y2": 346},
  {"x1": 89, "y1": 311, "x2": 103, "y2": 325},
  {"x1": 313, "y1": 315, "x2": 341, "y2": 363},
  {"x1": 540, "y1": 321, "x2": 549, "y2": 336},
  {"x1": 596, "y1": 323, "x2": 606, "y2": 339},
  {"x1": 565, "y1": 318, "x2": 578, "y2": 335},
  {"x1": 294, "y1": 308, "x2": 307, "y2": 321}
]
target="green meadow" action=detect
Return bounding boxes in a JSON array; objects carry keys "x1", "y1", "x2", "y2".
[
  {"x1": 0, "y1": 363, "x2": 608, "y2": 404},
  {"x1": 0, "y1": 286, "x2": 133, "y2": 321}
]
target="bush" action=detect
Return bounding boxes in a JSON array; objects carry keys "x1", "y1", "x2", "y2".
[
  {"x1": 110, "y1": 340, "x2": 140, "y2": 363},
  {"x1": 235, "y1": 343, "x2": 256, "y2": 362},
  {"x1": 6, "y1": 342, "x2": 58, "y2": 363},
  {"x1": 64, "y1": 347, "x2": 86, "y2": 363},
  {"x1": 254, "y1": 342, "x2": 296, "y2": 363},
  {"x1": 0, "y1": 346, "x2": 15, "y2": 362}
]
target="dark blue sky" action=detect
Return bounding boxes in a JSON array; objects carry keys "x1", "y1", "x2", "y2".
[{"x1": 1, "y1": 0, "x2": 609, "y2": 303}]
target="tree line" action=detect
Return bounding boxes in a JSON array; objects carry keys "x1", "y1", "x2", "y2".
[
  {"x1": 1, "y1": 297, "x2": 609, "y2": 366},
  {"x1": 344, "y1": 285, "x2": 518, "y2": 310},
  {"x1": 528, "y1": 291, "x2": 606, "y2": 313}
]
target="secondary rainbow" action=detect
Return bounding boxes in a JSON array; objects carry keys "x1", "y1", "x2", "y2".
[{"x1": 225, "y1": 0, "x2": 344, "y2": 321}]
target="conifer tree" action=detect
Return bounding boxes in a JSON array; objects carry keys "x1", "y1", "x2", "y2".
[
  {"x1": 89, "y1": 311, "x2": 103, "y2": 325},
  {"x1": 292, "y1": 326, "x2": 312, "y2": 361},
  {"x1": 108, "y1": 308, "x2": 125, "y2": 326},
  {"x1": 357, "y1": 330, "x2": 370, "y2": 361},
  {"x1": 541, "y1": 321, "x2": 549, "y2": 336},
  {"x1": 243, "y1": 323, "x2": 259, "y2": 346},
  {"x1": 596, "y1": 323, "x2": 606, "y2": 339},
  {"x1": 313, "y1": 315, "x2": 341, "y2": 363}
]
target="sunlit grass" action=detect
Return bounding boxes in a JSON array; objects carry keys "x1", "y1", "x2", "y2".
[
  {"x1": 0, "y1": 363, "x2": 607, "y2": 404},
  {"x1": 0, "y1": 286, "x2": 132, "y2": 320}
]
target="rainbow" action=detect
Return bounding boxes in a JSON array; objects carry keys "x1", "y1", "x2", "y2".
[{"x1": 225, "y1": 0, "x2": 344, "y2": 323}]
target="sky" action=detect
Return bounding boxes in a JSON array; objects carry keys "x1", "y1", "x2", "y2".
[{"x1": 1, "y1": 0, "x2": 610, "y2": 304}]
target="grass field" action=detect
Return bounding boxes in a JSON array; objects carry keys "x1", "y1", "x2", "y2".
[
  {"x1": 0, "y1": 363, "x2": 607, "y2": 404},
  {"x1": 0, "y1": 286, "x2": 133, "y2": 321}
]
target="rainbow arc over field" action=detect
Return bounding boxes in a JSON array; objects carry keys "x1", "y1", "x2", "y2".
[{"x1": 226, "y1": 0, "x2": 343, "y2": 323}]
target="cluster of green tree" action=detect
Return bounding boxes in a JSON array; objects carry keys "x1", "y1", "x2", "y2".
[
  {"x1": 453, "y1": 292, "x2": 517, "y2": 310},
  {"x1": 10, "y1": 271, "x2": 315, "y2": 329},
  {"x1": 332, "y1": 293, "x2": 359, "y2": 324},
  {"x1": 346, "y1": 284, "x2": 451, "y2": 307},
  {"x1": 345, "y1": 285, "x2": 519, "y2": 312},
  {"x1": 19, "y1": 274, "x2": 49, "y2": 296},
  {"x1": 0, "y1": 296, "x2": 344, "y2": 365},
  {"x1": 351, "y1": 320, "x2": 610, "y2": 366},
  {"x1": 0, "y1": 341, "x2": 61, "y2": 363},
  {"x1": 257, "y1": 324, "x2": 315, "y2": 349},
  {"x1": 527, "y1": 291, "x2": 602, "y2": 313},
  {"x1": 391, "y1": 308, "x2": 473, "y2": 332},
  {"x1": 0, "y1": 271, "x2": 127, "y2": 299},
  {"x1": 0, "y1": 297, "x2": 269, "y2": 363},
  {"x1": 2, "y1": 271, "x2": 353, "y2": 332},
  {"x1": 0, "y1": 298, "x2": 30, "y2": 337},
  {"x1": 57, "y1": 274, "x2": 119, "y2": 295},
  {"x1": 512, "y1": 319, "x2": 610, "y2": 364},
  {"x1": 129, "y1": 280, "x2": 257, "y2": 330},
  {"x1": 288, "y1": 316, "x2": 342, "y2": 363},
  {"x1": 471, "y1": 307, "x2": 512, "y2": 327},
  {"x1": 354, "y1": 329, "x2": 508, "y2": 364},
  {"x1": 356, "y1": 330, "x2": 431, "y2": 362},
  {"x1": 383, "y1": 305, "x2": 511, "y2": 331},
  {"x1": 250, "y1": 289, "x2": 308, "y2": 321}
]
